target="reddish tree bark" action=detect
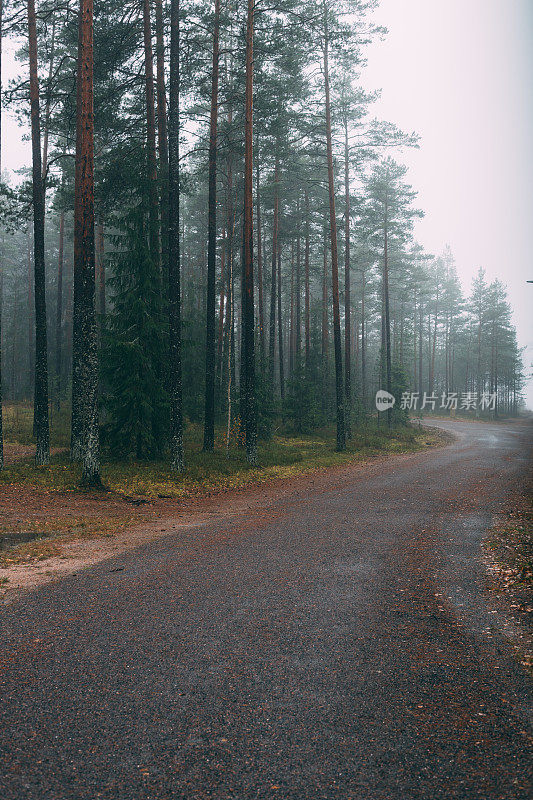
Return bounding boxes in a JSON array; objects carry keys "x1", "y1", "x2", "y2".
[
  {"x1": 41, "y1": 15, "x2": 56, "y2": 181},
  {"x1": 256, "y1": 154, "x2": 265, "y2": 363},
  {"x1": 0, "y1": 0, "x2": 3, "y2": 470},
  {"x1": 168, "y1": 0, "x2": 183, "y2": 471},
  {"x1": 154, "y1": 0, "x2": 169, "y2": 275},
  {"x1": 343, "y1": 117, "x2": 351, "y2": 435},
  {"x1": 142, "y1": 0, "x2": 160, "y2": 269},
  {"x1": 241, "y1": 0, "x2": 257, "y2": 464},
  {"x1": 203, "y1": 0, "x2": 220, "y2": 452},
  {"x1": 55, "y1": 209, "x2": 64, "y2": 410},
  {"x1": 27, "y1": 0, "x2": 50, "y2": 465},
  {"x1": 268, "y1": 154, "x2": 279, "y2": 385},
  {"x1": 323, "y1": 6, "x2": 345, "y2": 450}
]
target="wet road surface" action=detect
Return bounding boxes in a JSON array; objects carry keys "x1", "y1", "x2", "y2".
[{"x1": 0, "y1": 419, "x2": 532, "y2": 799}]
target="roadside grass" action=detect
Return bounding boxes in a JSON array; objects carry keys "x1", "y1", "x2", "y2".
[
  {"x1": 485, "y1": 485, "x2": 533, "y2": 596},
  {"x1": 3, "y1": 402, "x2": 71, "y2": 448},
  {"x1": 0, "y1": 404, "x2": 446, "y2": 568},
  {"x1": 1, "y1": 415, "x2": 443, "y2": 500},
  {"x1": 484, "y1": 480, "x2": 533, "y2": 670},
  {"x1": 0, "y1": 515, "x2": 135, "y2": 568}
]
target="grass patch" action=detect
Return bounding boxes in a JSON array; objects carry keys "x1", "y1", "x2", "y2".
[
  {"x1": 0, "y1": 409, "x2": 446, "y2": 568},
  {"x1": 484, "y1": 481, "x2": 533, "y2": 671},
  {"x1": 1, "y1": 421, "x2": 444, "y2": 500},
  {"x1": 485, "y1": 487, "x2": 533, "y2": 594},
  {"x1": 0, "y1": 514, "x2": 136, "y2": 567},
  {"x1": 3, "y1": 403, "x2": 71, "y2": 448}
]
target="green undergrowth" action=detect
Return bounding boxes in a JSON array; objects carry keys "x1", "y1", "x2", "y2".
[{"x1": 1, "y1": 417, "x2": 445, "y2": 501}]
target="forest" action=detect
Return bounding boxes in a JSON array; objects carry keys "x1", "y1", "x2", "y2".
[{"x1": 0, "y1": 0, "x2": 525, "y2": 485}]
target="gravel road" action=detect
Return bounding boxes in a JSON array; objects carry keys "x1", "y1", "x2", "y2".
[{"x1": 0, "y1": 419, "x2": 531, "y2": 799}]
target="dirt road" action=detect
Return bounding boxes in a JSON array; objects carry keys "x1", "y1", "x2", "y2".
[{"x1": 0, "y1": 419, "x2": 531, "y2": 799}]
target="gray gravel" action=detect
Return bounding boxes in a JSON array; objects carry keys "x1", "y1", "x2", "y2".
[{"x1": 0, "y1": 419, "x2": 531, "y2": 799}]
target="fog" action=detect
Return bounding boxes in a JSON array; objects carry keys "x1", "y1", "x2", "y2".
[{"x1": 362, "y1": 0, "x2": 533, "y2": 407}]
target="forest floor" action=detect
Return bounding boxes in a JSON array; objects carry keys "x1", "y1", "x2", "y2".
[
  {"x1": 0, "y1": 408, "x2": 448, "y2": 600},
  {"x1": 483, "y1": 473, "x2": 533, "y2": 671}
]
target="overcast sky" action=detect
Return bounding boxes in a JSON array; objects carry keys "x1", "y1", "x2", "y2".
[
  {"x1": 361, "y1": 0, "x2": 533, "y2": 407},
  {"x1": 2, "y1": 0, "x2": 532, "y2": 406}
]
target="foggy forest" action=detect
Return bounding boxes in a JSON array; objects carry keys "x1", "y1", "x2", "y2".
[{"x1": 0, "y1": 1, "x2": 531, "y2": 798}]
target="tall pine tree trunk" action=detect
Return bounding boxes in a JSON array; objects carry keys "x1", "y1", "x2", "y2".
[
  {"x1": 217, "y1": 224, "x2": 226, "y2": 377},
  {"x1": 27, "y1": 0, "x2": 50, "y2": 465},
  {"x1": 343, "y1": 117, "x2": 351, "y2": 435},
  {"x1": 154, "y1": 0, "x2": 169, "y2": 277},
  {"x1": 142, "y1": 0, "x2": 160, "y2": 270},
  {"x1": 74, "y1": 0, "x2": 100, "y2": 485},
  {"x1": 382, "y1": 189, "x2": 392, "y2": 429},
  {"x1": 41, "y1": 15, "x2": 55, "y2": 180},
  {"x1": 168, "y1": 0, "x2": 183, "y2": 471},
  {"x1": 96, "y1": 218, "x2": 105, "y2": 317},
  {"x1": 203, "y1": 0, "x2": 220, "y2": 452},
  {"x1": 256, "y1": 154, "x2": 265, "y2": 364},
  {"x1": 304, "y1": 189, "x2": 310, "y2": 368},
  {"x1": 241, "y1": 0, "x2": 257, "y2": 465},
  {"x1": 0, "y1": 0, "x2": 3, "y2": 470},
  {"x1": 360, "y1": 265, "x2": 366, "y2": 408},
  {"x1": 323, "y1": 8, "x2": 345, "y2": 450},
  {"x1": 268, "y1": 154, "x2": 279, "y2": 386},
  {"x1": 295, "y1": 200, "x2": 301, "y2": 365},
  {"x1": 277, "y1": 228, "x2": 284, "y2": 399},
  {"x1": 55, "y1": 209, "x2": 64, "y2": 410}
]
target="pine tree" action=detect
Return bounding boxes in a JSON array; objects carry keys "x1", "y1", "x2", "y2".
[
  {"x1": 102, "y1": 207, "x2": 167, "y2": 459},
  {"x1": 168, "y1": 0, "x2": 184, "y2": 471},
  {"x1": 27, "y1": 0, "x2": 50, "y2": 465}
]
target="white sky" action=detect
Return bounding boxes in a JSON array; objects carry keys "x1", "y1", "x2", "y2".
[
  {"x1": 2, "y1": 0, "x2": 532, "y2": 405},
  {"x1": 361, "y1": 0, "x2": 533, "y2": 407}
]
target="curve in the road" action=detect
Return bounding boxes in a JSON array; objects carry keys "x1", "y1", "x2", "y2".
[{"x1": 0, "y1": 419, "x2": 532, "y2": 800}]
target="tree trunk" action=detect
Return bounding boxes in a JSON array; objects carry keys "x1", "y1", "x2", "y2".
[
  {"x1": 96, "y1": 218, "x2": 105, "y2": 317},
  {"x1": 289, "y1": 238, "x2": 294, "y2": 377},
  {"x1": 27, "y1": 0, "x2": 50, "y2": 465},
  {"x1": 418, "y1": 298, "x2": 423, "y2": 397},
  {"x1": 73, "y1": 0, "x2": 100, "y2": 486},
  {"x1": 241, "y1": 0, "x2": 257, "y2": 465},
  {"x1": 203, "y1": 0, "x2": 220, "y2": 452},
  {"x1": 41, "y1": 14, "x2": 56, "y2": 181},
  {"x1": 277, "y1": 227, "x2": 284, "y2": 399},
  {"x1": 383, "y1": 189, "x2": 392, "y2": 429},
  {"x1": 142, "y1": 0, "x2": 160, "y2": 270},
  {"x1": 304, "y1": 189, "x2": 310, "y2": 368},
  {"x1": 322, "y1": 232, "x2": 328, "y2": 363},
  {"x1": 27, "y1": 230, "x2": 35, "y2": 401},
  {"x1": 295, "y1": 200, "x2": 301, "y2": 367},
  {"x1": 217, "y1": 224, "x2": 226, "y2": 377},
  {"x1": 55, "y1": 209, "x2": 64, "y2": 410},
  {"x1": 343, "y1": 117, "x2": 351, "y2": 435},
  {"x1": 268, "y1": 154, "x2": 279, "y2": 386},
  {"x1": 0, "y1": 1, "x2": 3, "y2": 470},
  {"x1": 429, "y1": 284, "x2": 439, "y2": 395},
  {"x1": 154, "y1": 0, "x2": 169, "y2": 277},
  {"x1": 323, "y1": 10, "x2": 345, "y2": 451},
  {"x1": 256, "y1": 154, "x2": 265, "y2": 364},
  {"x1": 360, "y1": 265, "x2": 366, "y2": 408},
  {"x1": 168, "y1": 0, "x2": 183, "y2": 471}
]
